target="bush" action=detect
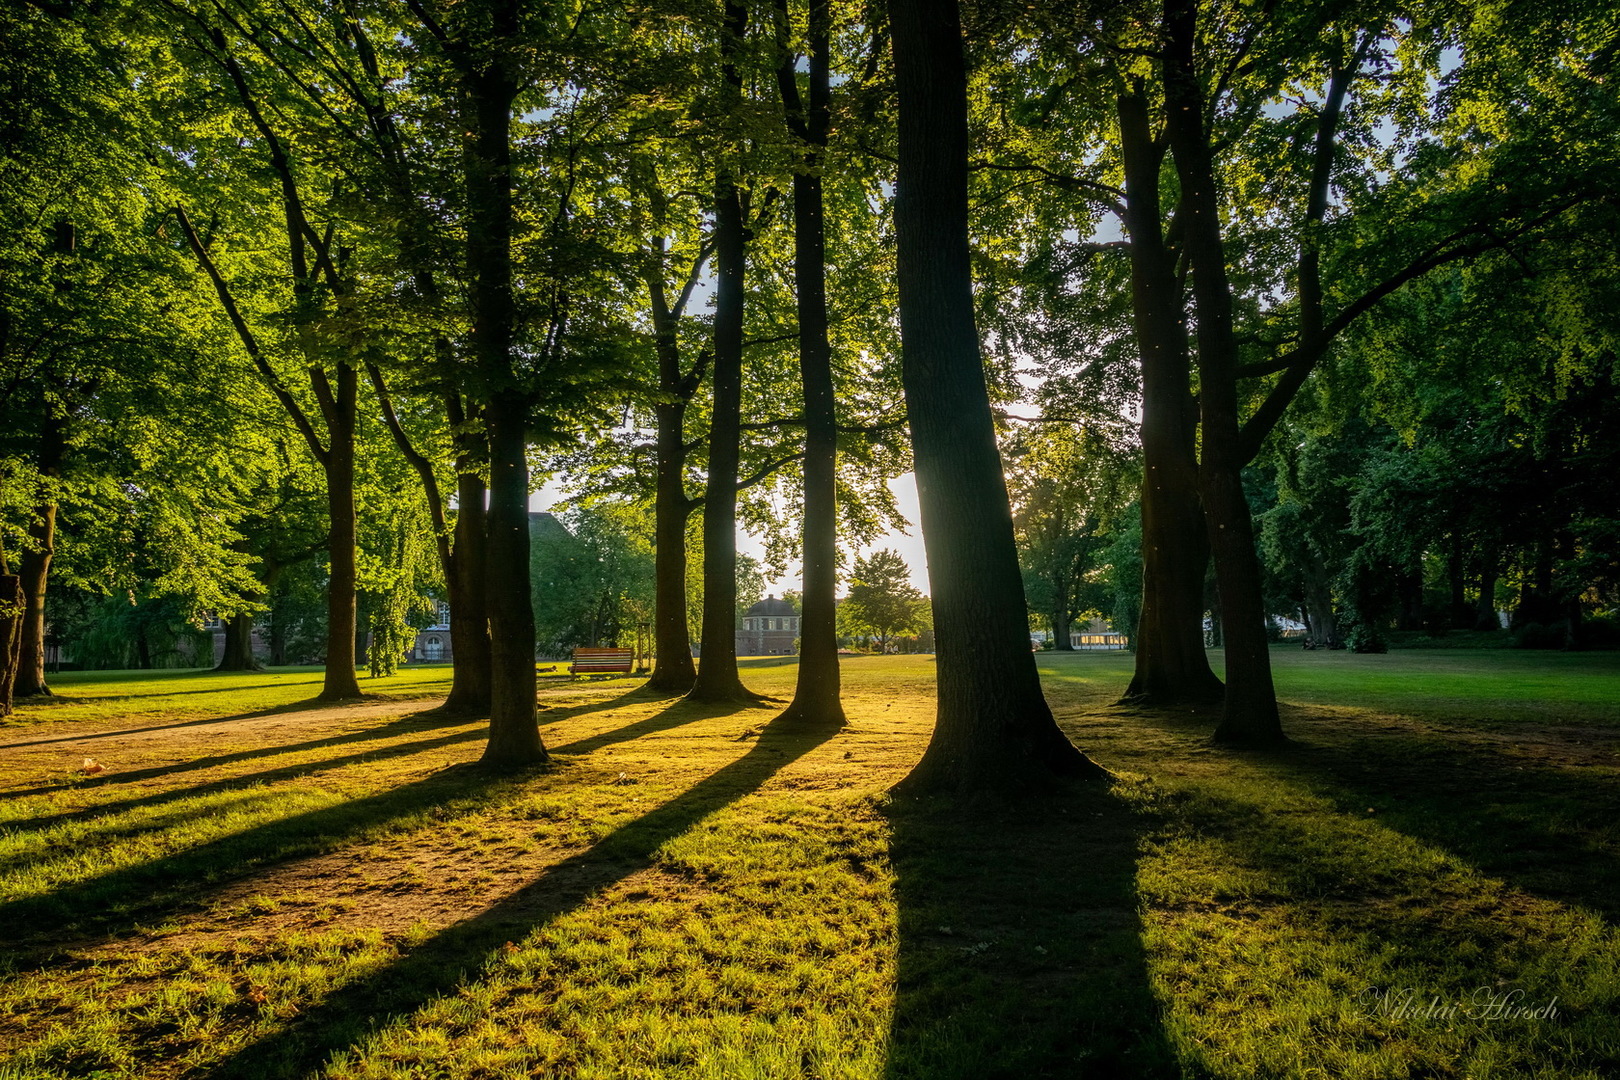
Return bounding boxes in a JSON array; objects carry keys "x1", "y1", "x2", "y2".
[
  {"x1": 1573, "y1": 616, "x2": 1620, "y2": 651},
  {"x1": 1512, "y1": 622, "x2": 1568, "y2": 650}
]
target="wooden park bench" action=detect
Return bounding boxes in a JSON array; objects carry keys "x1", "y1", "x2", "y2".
[{"x1": 569, "y1": 647, "x2": 634, "y2": 678}]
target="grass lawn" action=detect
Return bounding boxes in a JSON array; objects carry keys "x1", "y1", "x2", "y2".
[{"x1": 1, "y1": 649, "x2": 1617, "y2": 1078}]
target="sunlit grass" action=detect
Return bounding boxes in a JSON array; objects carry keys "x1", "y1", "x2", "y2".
[{"x1": 0, "y1": 650, "x2": 1616, "y2": 1078}]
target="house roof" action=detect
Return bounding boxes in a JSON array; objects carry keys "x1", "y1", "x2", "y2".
[{"x1": 745, "y1": 595, "x2": 797, "y2": 617}]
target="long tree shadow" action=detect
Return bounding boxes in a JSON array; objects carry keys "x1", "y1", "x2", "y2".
[
  {"x1": 884, "y1": 784, "x2": 1180, "y2": 1080},
  {"x1": 0, "y1": 693, "x2": 427, "y2": 753},
  {"x1": 1, "y1": 727, "x2": 488, "y2": 859},
  {"x1": 1, "y1": 709, "x2": 470, "y2": 801},
  {"x1": 19, "y1": 678, "x2": 327, "y2": 705},
  {"x1": 194, "y1": 708, "x2": 839, "y2": 1079},
  {"x1": 1143, "y1": 783, "x2": 1615, "y2": 1079},
  {"x1": 0, "y1": 753, "x2": 525, "y2": 951},
  {"x1": 544, "y1": 694, "x2": 769, "y2": 756},
  {"x1": 1113, "y1": 702, "x2": 1620, "y2": 923},
  {"x1": 1240, "y1": 721, "x2": 1620, "y2": 923}
]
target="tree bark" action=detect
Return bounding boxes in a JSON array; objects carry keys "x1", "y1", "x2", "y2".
[
  {"x1": 444, "y1": 468, "x2": 494, "y2": 714},
  {"x1": 887, "y1": 0, "x2": 1105, "y2": 794},
  {"x1": 1115, "y1": 88, "x2": 1223, "y2": 707},
  {"x1": 1163, "y1": 0, "x2": 1281, "y2": 744},
  {"x1": 646, "y1": 293, "x2": 700, "y2": 694},
  {"x1": 215, "y1": 612, "x2": 263, "y2": 671},
  {"x1": 482, "y1": 395, "x2": 543, "y2": 763},
  {"x1": 686, "y1": 166, "x2": 756, "y2": 704},
  {"x1": 1052, "y1": 608, "x2": 1073, "y2": 651},
  {"x1": 776, "y1": 0, "x2": 844, "y2": 726},
  {"x1": 1, "y1": 576, "x2": 23, "y2": 716},
  {"x1": 687, "y1": 0, "x2": 759, "y2": 706},
  {"x1": 12, "y1": 506, "x2": 54, "y2": 698},
  {"x1": 1474, "y1": 546, "x2": 1500, "y2": 631},
  {"x1": 12, "y1": 412, "x2": 63, "y2": 699},
  {"x1": 462, "y1": 0, "x2": 545, "y2": 765},
  {"x1": 317, "y1": 376, "x2": 363, "y2": 699}
]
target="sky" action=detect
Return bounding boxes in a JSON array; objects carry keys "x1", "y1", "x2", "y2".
[{"x1": 531, "y1": 472, "x2": 934, "y2": 597}]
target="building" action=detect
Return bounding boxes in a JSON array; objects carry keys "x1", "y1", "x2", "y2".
[{"x1": 736, "y1": 595, "x2": 799, "y2": 656}]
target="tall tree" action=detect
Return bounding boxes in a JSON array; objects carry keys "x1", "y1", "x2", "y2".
[
  {"x1": 688, "y1": 0, "x2": 768, "y2": 705},
  {"x1": 773, "y1": 0, "x2": 845, "y2": 725},
  {"x1": 887, "y1": 0, "x2": 1105, "y2": 793}
]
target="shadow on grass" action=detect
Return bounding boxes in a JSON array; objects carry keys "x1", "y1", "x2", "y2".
[
  {"x1": 26, "y1": 678, "x2": 327, "y2": 704},
  {"x1": 0, "y1": 749, "x2": 523, "y2": 950},
  {"x1": 1245, "y1": 724, "x2": 1620, "y2": 923},
  {"x1": 0, "y1": 709, "x2": 469, "y2": 801},
  {"x1": 191, "y1": 705, "x2": 838, "y2": 1079},
  {"x1": 0, "y1": 694, "x2": 417, "y2": 754},
  {"x1": 1129, "y1": 780, "x2": 1617, "y2": 1080},
  {"x1": 884, "y1": 784, "x2": 1179, "y2": 1080},
  {"x1": 545, "y1": 692, "x2": 768, "y2": 757},
  {"x1": 1, "y1": 726, "x2": 488, "y2": 858}
]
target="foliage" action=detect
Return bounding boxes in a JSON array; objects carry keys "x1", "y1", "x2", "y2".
[
  {"x1": 531, "y1": 503, "x2": 656, "y2": 655},
  {"x1": 842, "y1": 549, "x2": 924, "y2": 652}
]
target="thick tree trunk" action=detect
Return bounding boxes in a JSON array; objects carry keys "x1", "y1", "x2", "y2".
[
  {"x1": 12, "y1": 507, "x2": 54, "y2": 698},
  {"x1": 318, "y1": 394, "x2": 363, "y2": 700},
  {"x1": 13, "y1": 413, "x2": 63, "y2": 699},
  {"x1": 1303, "y1": 562, "x2": 1337, "y2": 646},
  {"x1": 887, "y1": 0, "x2": 1105, "y2": 794},
  {"x1": 647, "y1": 362, "x2": 698, "y2": 694},
  {"x1": 1164, "y1": 0, "x2": 1281, "y2": 744},
  {"x1": 777, "y1": 0, "x2": 844, "y2": 727},
  {"x1": 1395, "y1": 567, "x2": 1424, "y2": 631},
  {"x1": 1116, "y1": 90, "x2": 1223, "y2": 707},
  {"x1": 687, "y1": 165, "x2": 755, "y2": 704},
  {"x1": 1052, "y1": 609, "x2": 1073, "y2": 651},
  {"x1": 1, "y1": 575, "x2": 23, "y2": 716},
  {"x1": 463, "y1": 0, "x2": 545, "y2": 765},
  {"x1": 215, "y1": 612, "x2": 263, "y2": 671},
  {"x1": 687, "y1": 0, "x2": 758, "y2": 706},
  {"x1": 442, "y1": 470, "x2": 494, "y2": 715},
  {"x1": 483, "y1": 396, "x2": 544, "y2": 763}
]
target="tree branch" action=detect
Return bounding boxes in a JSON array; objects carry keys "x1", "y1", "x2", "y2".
[{"x1": 174, "y1": 205, "x2": 328, "y2": 465}]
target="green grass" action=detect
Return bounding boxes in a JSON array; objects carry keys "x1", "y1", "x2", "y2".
[
  {"x1": 1, "y1": 650, "x2": 1616, "y2": 1078},
  {"x1": 2, "y1": 665, "x2": 460, "y2": 730}
]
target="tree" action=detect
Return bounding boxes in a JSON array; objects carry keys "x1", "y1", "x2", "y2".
[
  {"x1": 886, "y1": 0, "x2": 1106, "y2": 794},
  {"x1": 844, "y1": 549, "x2": 923, "y2": 652},
  {"x1": 773, "y1": 0, "x2": 845, "y2": 726}
]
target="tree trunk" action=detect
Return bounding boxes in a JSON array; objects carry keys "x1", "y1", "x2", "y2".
[
  {"x1": 317, "y1": 388, "x2": 363, "y2": 700},
  {"x1": 463, "y1": 0, "x2": 545, "y2": 765},
  {"x1": 1, "y1": 576, "x2": 23, "y2": 716},
  {"x1": 483, "y1": 395, "x2": 544, "y2": 763},
  {"x1": 1447, "y1": 536, "x2": 1469, "y2": 629},
  {"x1": 1395, "y1": 567, "x2": 1424, "y2": 631},
  {"x1": 442, "y1": 470, "x2": 494, "y2": 715},
  {"x1": 1303, "y1": 561, "x2": 1337, "y2": 646},
  {"x1": 887, "y1": 0, "x2": 1106, "y2": 794},
  {"x1": 647, "y1": 351, "x2": 698, "y2": 694},
  {"x1": 776, "y1": 0, "x2": 844, "y2": 727},
  {"x1": 687, "y1": 166, "x2": 755, "y2": 704},
  {"x1": 12, "y1": 506, "x2": 54, "y2": 698},
  {"x1": 687, "y1": 0, "x2": 759, "y2": 706},
  {"x1": 1115, "y1": 89, "x2": 1223, "y2": 707},
  {"x1": 1164, "y1": 0, "x2": 1281, "y2": 744},
  {"x1": 215, "y1": 612, "x2": 263, "y2": 671},
  {"x1": 1474, "y1": 546, "x2": 1500, "y2": 631},
  {"x1": 1052, "y1": 609, "x2": 1073, "y2": 651},
  {"x1": 12, "y1": 413, "x2": 63, "y2": 699}
]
